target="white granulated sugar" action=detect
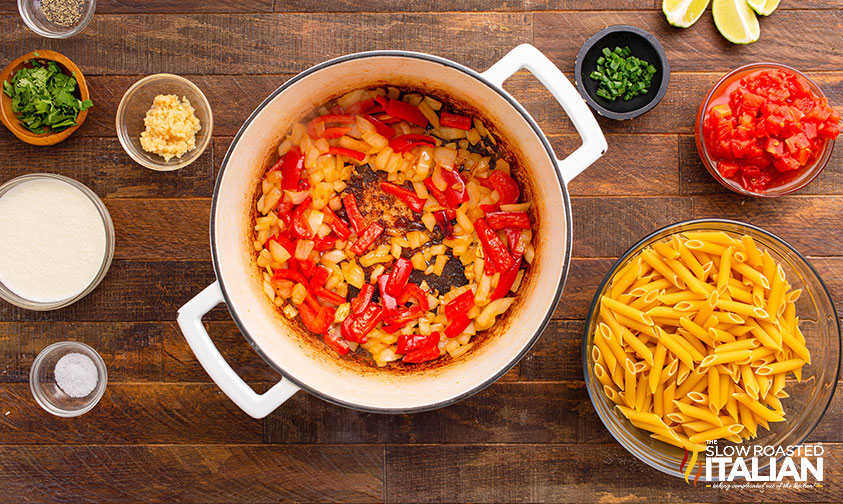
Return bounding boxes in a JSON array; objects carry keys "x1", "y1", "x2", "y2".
[{"x1": 54, "y1": 352, "x2": 98, "y2": 398}]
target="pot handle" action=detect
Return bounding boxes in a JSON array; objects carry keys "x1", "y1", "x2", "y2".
[
  {"x1": 482, "y1": 44, "x2": 607, "y2": 185},
  {"x1": 177, "y1": 281, "x2": 300, "y2": 419}
]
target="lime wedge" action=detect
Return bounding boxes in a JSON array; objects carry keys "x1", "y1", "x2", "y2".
[
  {"x1": 713, "y1": 0, "x2": 760, "y2": 44},
  {"x1": 747, "y1": 0, "x2": 780, "y2": 16},
  {"x1": 663, "y1": 0, "x2": 711, "y2": 28}
]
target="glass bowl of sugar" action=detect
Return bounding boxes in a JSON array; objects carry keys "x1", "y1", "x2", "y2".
[{"x1": 30, "y1": 341, "x2": 107, "y2": 417}]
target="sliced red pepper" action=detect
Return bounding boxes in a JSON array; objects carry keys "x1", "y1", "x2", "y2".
[
  {"x1": 329, "y1": 105, "x2": 344, "y2": 115},
  {"x1": 291, "y1": 196, "x2": 314, "y2": 239},
  {"x1": 361, "y1": 114, "x2": 396, "y2": 138},
  {"x1": 397, "y1": 332, "x2": 439, "y2": 355},
  {"x1": 385, "y1": 258, "x2": 413, "y2": 297},
  {"x1": 433, "y1": 210, "x2": 454, "y2": 238},
  {"x1": 300, "y1": 303, "x2": 334, "y2": 334},
  {"x1": 279, "y1": 147, "x2": 305, "y2": 190},
  {"x1": 303, "y1": 291, "x2": 320, "y2": 311},
  {"x1": 322, "y1": 127, "x2": 352, "y2": 139},
  {"x1": 474, "y1": 218, "x2": 515, "y2": 271},
  {"x1": 385, "y1": 99, "x2": 428, "y2": 127},
  {"x1": 308, "y1": 266, "x2": 330, "y2": 289},
  {"x1": 314, "y1": 287, "x2": 346, "y2": 306},
  {"x1": 341, "y1": 303, "x2": 383, "y2": 344},
  {"x1": 383, "y1": 306, "x2": 424, "y2": 326},
  {"x1": 486, "y1": 211, "x2": 531, "y2": 230},
  {"x1": 475, "y1": 175, "x2": 494, "y2": 190},
  {"x1": 397, "y1": 283, "x2": 429, "y2": 311},
  {"x1": 439, "y1": 110, "x2": 472, "y2": 130},
  {"x1": 444, "y1": 290, "x2": 474, "y2": 320},
  {"x1": 440, "y1": 168, "x2": 468, "y2": 207},
  {"x1": 307, "y1": 114, "x2": 355, "y2": 138},
  {"x1": 488, "y1": 169, "x2": 520, "y2": 205},
  {"x1": 349, "y1": 222, "x2": 384, "y2": 256},
  {"x1": 444, "y1": 313, "x2": 471, "y2": 339},
  {"x1": 402, "y1": 343, "x2": 440, "y2": 364},
  {"x1": 374, "y1": 95, "x2": 388, "y2": 109},
  {"x1": 271, "y1": 268, "x2": 308, "y2": 287},
  {"x1": 479, "y1": 204, "x2": 499, "y2": 214},
  {"x1": 345, "y1": 98, "x2": 375, "y2": 115},
  {"x1": 323, "y1": 207, "x2": 351, "y2": 240},
  {"x1": 484, "y1": 254, "x2": 498, "y2": 275},
  {"x1": 377, "y1": 274, "x2": 398, "y2": 312},
  {"x1": 505, "y1": 228, "x2": 526, "y2": 260},
  {"x1": 342, "y1": 193, "x2": 367, "y2": 235},
  {"x1": 375, "y1": 114, "x2": 402, "y2": 125},
  {"x1": 382, "y1": 322, "x2": 405, "y2": 334},
  {"x1": 491, "y1": 258, "x2": 522, "y2": 301},
  {"x1": 351, "y1": 283, "x2": 375, "y2": 316},
  {"x1": 313, "y1": 235, "x2": 337, "y2": 251},
  {"x1": 424, "y1": 178, "x2": 456, "y2": 220},
  {"x1": 328, "y1": 147, "x2": 366, "y2": 162},
  {"x1": 323, "y1": 329, "x2": 350, "y2": 356},
  {"x1": 380, "y1": 182, "x2": 426, "y2": 213},
  {"x1": 389, "y1": 134, "x2": 436, "y2": 153}
]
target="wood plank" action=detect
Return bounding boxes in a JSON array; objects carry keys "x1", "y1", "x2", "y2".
[
  {"x1": 679, "y1": 134, "x2": 843, "y2": 196},
  {"x1": 571, "y1": 196, "x2": 693, "y2": 257},
  {"x1": 0, "y1": 322, "x2": 162, "y2": 383},
  {"x1": 384, "y1": 443, "x2": 720, "y2": 503},
  {"x1": 554, "y1": 258, "x2": 614, "y2": 320},
  {"x1": 810, "y1": 257, "x2": 843, "y2": 314},
  {"x1": 519, "y1": 320, "x2": 583, "y2": 382},
  {"x1": 691, "y1": 195, "x2": 843, "y2": 256},
  {"x1": 0, "y1": 261, "x2": 228, "y2": 322},
  {"x1": 0, "y1": 445, "x2": 383, "y2": 503},
  {"x1": 0, "y1": 0, "x2": 273, "y2": 14},
  {"x1": 0, "y1": 13, "x2": 531, "y2": 75},
  {"x1": 534, "y1": 11, "x2": 843, "y2": 73},
  {"x1": 0, "y1": 134, "x2": 215, "y2": 198},
  {"x1": 0, "y1": 383, "x2": 263, "y2": 444},
  {"x1": 555, "y1": 134, "x2": 679, "y2": 196},
  {"x1": 108, "y1": 198, "x2": 211, "y2": 261},
  {"x1": 272, "y1": 0, "x2": 657, "y2": 12}
]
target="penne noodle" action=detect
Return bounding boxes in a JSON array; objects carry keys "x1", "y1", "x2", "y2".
[{"x1": 602, "y1": 296, "x2": 654, "y2": 326}]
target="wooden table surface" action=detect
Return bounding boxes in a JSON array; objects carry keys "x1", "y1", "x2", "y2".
[{"x1": 0, "y1": 1, "x2": 841, "y2": 502}]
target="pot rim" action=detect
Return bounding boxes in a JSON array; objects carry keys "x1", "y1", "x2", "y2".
[{"x1": 210, "y1": 49, "x2": 574, "y2": 413}]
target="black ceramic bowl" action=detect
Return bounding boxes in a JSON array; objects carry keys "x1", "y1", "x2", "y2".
[{"x1": 575, "y1": 25, "x2": 670, "y2": 121}]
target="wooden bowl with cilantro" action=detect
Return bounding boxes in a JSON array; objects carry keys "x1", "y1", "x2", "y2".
[{"x1": 0, "y1": 50, "x2": 92, "y2": 146}]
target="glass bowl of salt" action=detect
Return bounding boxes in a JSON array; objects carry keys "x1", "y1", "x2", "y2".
[{"x1": 30, "y1": 341, "x2": 107, "y2": 417}]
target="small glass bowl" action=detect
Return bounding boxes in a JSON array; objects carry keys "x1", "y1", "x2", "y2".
[
  {"x1": 116, "y1": 74, "x2": 213, "y2": 171},
  {"x1": 18, "y1": 0, "x2": 96, "y2": 39},
  {"x1": 695, "y1": 63, "x2": 835, "y2": 197},
  {"x1": 30, "y1": 341, "x2": 107, "y2": 417},
  {"x1": 0, "y1": 173, "x2": 114, "y2": 311},
  {"x1": 582, "y1": 219, "x2": 840, "y2": 480}
]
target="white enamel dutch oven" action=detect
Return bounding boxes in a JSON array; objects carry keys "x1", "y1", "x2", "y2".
[{"x1": 177, "y1": 45, "x2": 607, "y2": 418}]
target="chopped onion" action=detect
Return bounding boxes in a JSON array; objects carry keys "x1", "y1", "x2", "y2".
[
  {"x1": 433, "y1": 147, "x2": 457, "y2": 170},
  {"x1": 285, "y1": 190, "x2": 310, "y2": 205},
  {"x1": 500, "y1": 202, "x2": 531, "y2": 212},
  {"x1": 295, "y1": 240, "x2": 314, "y2": 261},
  {"x1": 321, "y1": 249, "x2": 346, "y2": 264},
  {"x1": 475, "y1": 297, "x2": 515, "y2": 330},
  {"x1": 307, "y1": 210, "x2": 325, "y2": 235}
]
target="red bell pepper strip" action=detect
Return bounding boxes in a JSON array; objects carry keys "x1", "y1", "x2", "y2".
[
  {"x1": 314, "y1": 287, "x2": 346, "y2": 306},
  {"x1": 377, "y1": 274, "x2": 398, "y2": 312},
  {"x1": 341, "y1": 303, "x2": 383, "y2": 344},
  {"x1": 380, "y1": 182, "x2": 426, "y2": 213},
  {"x1": 424, "y1": 178, "x2": 456, "y2": 220},
  {"x1": 307, "y1": 114, "x2": 355, "y2": 138},
  {"x1": 389, "y1": 134, "x2": 436, "y2": 153},
  {"x1": 397, "y1": 332, "x2": 440, "y2": 355},
  {"x1": 402, "y1": 343, "x2": 440, "y2": 363},
  {"x1": 349, "y1": 222, "x2": 384, "y2": 255},
  {"x1": 374, "y1": 114, "x2": 402, "y2": 124},
  {"x1": 505, "y1": 228, "x2": 526, "y2": 260},
  {"x1": 440, "y1": 168, "x2": 468, "y2": 207},
  {"x1": 323, "y1": 329, "x2": 350, "y2": 356},
  {"x1": 351, "y1": 283, "x2": 375, "y2": 316},
  {"x1": 312, "y1": 235, "x2": 337, "y2": 251},
  {"x1": 439, "y1": 110, "x2": 472, "y2": 130},
  {"x1": 474, "y1": 218, "x2": 515, "y2": 271},
  {"x1": 374, "y1": 95, "x2": 388, "y2": 109},
  {"x1": 491, "y1": 258, "x2": 521, "y2": 301},
  {"x1": 362, "y1": 114, "x2": 396, "y2": 138},
  {"x1": 309, "y1": 266, "x2": 330, "y2": 289},
  {"x1": 381, "y1": 322, "x2": 405, "y2": 334},
  {"x1": 484, "y1": 254, "x2": 498, "y2": 275},
  {"x1": 479, "y1": 203, "x2": 499, "y2": 214},
  {"x1": 444, "y1": 290, "x2": 474, "y2": 320},
  {"x1": 272, "y1": 269, "x2": 308, "y2": 287},
  {"x1": 291, "y1": 196, "x2": 314, "y2": 239},
  {"x1": 329, "y1": 105, "x2": 344, "y2": 115},
  {"x1": 268, "y1": 157, "x2": 284, "y2": 172},
  {"x1": 433, "y1": 210, "x2": 454, "y2": 239},
  {"x1": 297, "y1": 256, "x2": 317, "y2": 279},
  {"x1": 323, "y1": 207, "x2": 351, "y2": 240},
  {"x1": 345, "y1": 98, "x2": 375, "y2": 115},
  {"x1": 328, "y1": 147, "x2": 366, "y2": 162},
  {"x1": 474, "y1": 175, "x2": 494, "y2": 190},
  {"x1": 322, "y1": 127, "x2": 352, "y2": 139},
  {"x1": 299, "y1": 303, "x2": 334, "y2": 334},
  {"x1": 278, "y1": 147, "x2": 305, "y2": 190},
  {"x1": 385, "y1": 99, "x2": 428, "y2": 127},
  {"x1": 397, "y1": 283, "x2": 429, "y2": 311},
  {"x1": 385, "y1": 258, "x2": 413, "y2": 297},
  {"x1": 383, "y1": 306, "x2": 424, "y2": 326},
  {"x1": 488, "y1": 169, "x2": 520, "y2": 205},
  {"x1": 444, "y1": 313, "x2": 471, "y2": 339},
  {"x1": 303, "y1": 291, "x2": 321, "y2": 311},
  {"x1": 486, "y1": 211, "x2": 531, "y2": 230},
  {"x1": 342, "y1": 194, "x2": 367, "y2": 235},
  {"x1": 275, "y1": 201, "x2": 295, "y2": 226}
]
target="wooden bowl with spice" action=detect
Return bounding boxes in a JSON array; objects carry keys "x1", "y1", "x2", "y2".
[{"x1": 0, "y1": 50, "x2": 92, "y2": 146}]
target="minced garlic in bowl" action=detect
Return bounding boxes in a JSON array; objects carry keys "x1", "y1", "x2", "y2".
[{"x1": 139, "y1": 94, "x2": 201, "y2": 161}]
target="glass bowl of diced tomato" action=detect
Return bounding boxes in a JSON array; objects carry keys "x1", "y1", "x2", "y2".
[{"x1": 695, "y1": 63, "x2": 840, "y2": 197}]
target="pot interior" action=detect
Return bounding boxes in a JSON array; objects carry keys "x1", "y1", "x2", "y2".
[{"x1": 213, "y1": 53, "x2": 570, "y2": 411}]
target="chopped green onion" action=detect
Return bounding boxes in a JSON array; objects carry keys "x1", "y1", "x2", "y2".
[{"x1": 587, "y1": 45, "x2": 657, "y2": 103}]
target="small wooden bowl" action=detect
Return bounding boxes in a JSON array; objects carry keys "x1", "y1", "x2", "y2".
[{"x1": 0, "y1": 50, "x2": 90, "y2": 146}]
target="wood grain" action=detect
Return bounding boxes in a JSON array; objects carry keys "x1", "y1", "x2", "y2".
[
  {"x1": 108, "y1": 199, "x2": 211, "y2": 261},
  {"x1": 272, "y1": 0, "x2": 843, "y2": 11},
  {"x1": 0, "y1": 445, "x2": 384, "y2": 503}
]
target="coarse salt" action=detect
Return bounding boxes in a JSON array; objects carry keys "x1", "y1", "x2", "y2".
[{"x1": 54, "y1": 352, "x2": 98, "y2": 398}]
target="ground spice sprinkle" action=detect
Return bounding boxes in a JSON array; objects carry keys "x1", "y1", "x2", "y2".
[{"x1": 40, "y1": 0, "x2": 83, "y2": 27}]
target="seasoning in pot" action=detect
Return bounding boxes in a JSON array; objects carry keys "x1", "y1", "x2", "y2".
[
  {"x1": 139, "y1": 94, "x2": 201, "y2": 161},
  {"x1": 40, "y1": 0, "x2": 83, "y2": 27},
  {"x1": 54, "y1": 352, "x2": 98, "y2": 398}
]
